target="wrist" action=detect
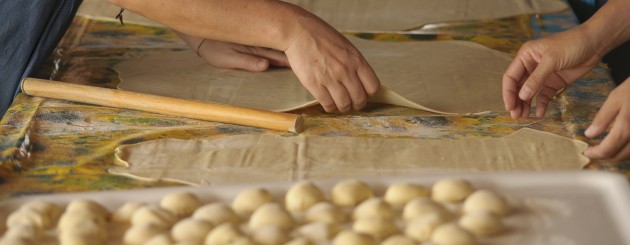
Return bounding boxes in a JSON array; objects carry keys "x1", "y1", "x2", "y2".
[{"x1": 581, "y1": 0, "x2": 630, "y2": 56}]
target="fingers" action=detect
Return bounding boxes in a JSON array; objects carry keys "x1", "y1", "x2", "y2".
[
  {"x1": 585, "y1": 92, "x2": 620, "y2": 138},
  {"x1": 301, "y1": 83, "x2": 338, "y2": 113},
  {"x1": 342, "y1": 72, "x2": 369, "y2": 111},
  {"x1": 241, "y1": 46, "x2": 291, "y2": 67},
  {"x1": 518, "y1": 55, "x2": 556, "y2": 101},
  {"x1": 502, "y1": 56, "x2": 527, "y2": 112},
  {"x1": 204, "y1": 51, "x2": 271, "y2": 72},
  {"x1": 534, "y1": 85, "x2": 558, "y2": 118},
  {"x1": 583, "y1": 117, "x2": 627, "y2": 160},
  {"x1": 356, "y1": 59, "x2": 381, "y2": 96},
  {"x1": 326, "y1": 82, "x2": 353, "y2": 113}
]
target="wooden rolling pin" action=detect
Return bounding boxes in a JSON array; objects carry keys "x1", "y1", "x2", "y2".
[{"x1": 21, "y1": 78, "x2": 303, "y2": 133}]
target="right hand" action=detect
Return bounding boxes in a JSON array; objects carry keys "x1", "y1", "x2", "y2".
[
  {"x1": 284, "y1": 14, "x2": 380, "y2": 113},
  {"x1": 502, "y1": 27, "x2": 602, "y2": 118}
]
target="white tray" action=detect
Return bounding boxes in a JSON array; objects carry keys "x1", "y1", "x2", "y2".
[{"x1": 1, "y1": 171, "x2": 629, "y2": 245}]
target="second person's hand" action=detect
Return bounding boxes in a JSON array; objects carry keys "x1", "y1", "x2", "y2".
[{"x1": 502, "y1": 27, "x2": 602, "y2": 118}]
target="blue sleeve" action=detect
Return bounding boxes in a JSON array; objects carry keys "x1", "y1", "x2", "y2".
[{"x1": 0, "y1": 0, "x2": 83, "y2": 117}]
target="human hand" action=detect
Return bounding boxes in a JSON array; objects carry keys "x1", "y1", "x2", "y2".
[
  {"x1": 502, "y1": 28, "x2": 602, "y2": 118},
  {"x1": 284, "y1": 16, "x2": 380, "y2": 113},
  {"x1": 177, "y1": 31, "x2": 289, "y2": 72},
  {"x1": 583, "y1": 78, "x2": 630, "y2": 161},
  {"x1": 197, "y1": 39, "x2": 290, "y2": 72}
]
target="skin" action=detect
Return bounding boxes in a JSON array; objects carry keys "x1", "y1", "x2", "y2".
[
  {"x1": 176, "y1": 32, "x2": 290, "y2": 72},
  {"x1": 107, "y1": 0, "x2": 380, "y2": 113},
  {"x1": 502, "y1": 0, "x2": 630, "y2": 161}
]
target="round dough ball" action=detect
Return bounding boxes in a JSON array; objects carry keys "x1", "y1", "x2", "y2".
[
  {"x1": 20, "y1": 200, "x2": 63, "y2": 225},
  {"x1": 145, "y1": 233, "x2": 173, "y2": 245},
  {"x1": 58, "y1": 216, "x2": 108, "y2": 245},
  {"x1": 331, "y1": 230, "x2": 376, "y2": 245},
  {"x1": 58, "y1": 217, "x2": 107, "y2": 238},
  {"x1": 251, "y1": 225, "x2": 291, "y2": 245},
  {"x1": 432, "y1": 179, "x2": 475, "y2": 203},
  {"x1": 0, "y1": 236, "x2": 34, "y2": 245},
  {"x1": 232, "y1": 188, "x2": 273, "y2": 217},
  {"x1": 381, "y1": 235, "x2": 416, "y2": 245},
  {"x1": 2, "y1": 224, "x2": 42, "y2": 242},
  {"x1": 285, "y1": 180, "x2": 326, "y2": 212},
  {"x1": 58, "y1": 232, "x2": 104, "y2": 245},
  {"x1": 131, "y1": 206, "x2": 177, "y2": 228},
  {"x1": 463, "y1": 190, "x2": 509, "y2": 216},
  {"x1": 297, "y1": 222, "x2": 340, "y2": 243},
  {"x1": 6, "y1": 209, "x2": 51, "y2": 229},
  {"x1": 384, "y1": 183, "x2": 429, "y2": 207},
  {"x1": 431, "y1": 223, "x2": 477, "y2": 245},
  {"x1": 160, "y1": 192, "x2": 202, "y2": 217},
  {"x1": 192, "y1": 203, "x2": 240, "y2": 225},
  {"x1": 284, "y1": 237, "x2": 313, "y2": 245},
  {"x1": 171, "y1": 218, "x2": 214, "y2": 243},
  {"x1": 58, "y1": 210, "x2": 107, "y2": 232},
  {"x1": 353, "y1": 198, "x2": 396, "y2": 220},
  {"x1": 124, "y1": 223, "x2": 166, "y2": 245},
  {"x1": 65, "y1": 199, "x2": 110, "y2": 218},
  {"x1": 305, "y1": 202, "x2": 347, "y2": 225},
  {"x1": 204, "y1": 223, "x2": 242, "y2": 245},
  {"x1": 405, "y1": 212, "x2": 450, "y2": 242},
  {"x1": 331, "y1": 180, "x2": 374, "y2": 207},
  {"x1": 352, "y1": 217, "x2": 399, "y2": 240},
  {"x1": 249, "y1": 203, "x2": 294, "y2": 230},
  {"x1": 112, "y1": 202, "x2": 147, "y2": 223},
  {"x1": 402, "y1": 197, "x2": 451, "y2": 221},
  {"x1": 459, "y1": 211, "x2": 504, "y2": 237},
  {"x1": 228, "y1": 236, "x2": 257, "y2": 245}
]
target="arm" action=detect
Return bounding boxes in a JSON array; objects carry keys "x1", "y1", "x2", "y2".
[
  {"x1": 108, "y1": 0, "x2": 380, "y2": 113},
  {"x1": 503, "y1": 0, "x2": 630, "y2": 118},
  {"x1": 501, "y1": 0, "x2": 630, "y2": 161}
]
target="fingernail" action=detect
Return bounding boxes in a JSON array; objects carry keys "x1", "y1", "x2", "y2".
[
  {"x1": 584, "y1": 126, "x2": 595, "y2": 137},
  {"x1": 519, "y1": 87, "x2": 533, "y2": 100},
  {"x1": 257, "y1": 60, "x2": 267, "y2": 69}
]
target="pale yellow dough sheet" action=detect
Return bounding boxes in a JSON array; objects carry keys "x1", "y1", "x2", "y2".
[
  {"x1": 284, "y1": 0, "x2": 568, "y2": 31},
  {"x1": 78, "y1": 0, "x2": 568, "y2": 31},
  {"x1": 116, "y1": 36, "x2": 512, "y2": 114},
  {"x1": 112, "y1": 128, "x2": 590, "y2": 186}
]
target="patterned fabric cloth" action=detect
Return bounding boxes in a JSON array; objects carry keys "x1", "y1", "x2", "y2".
[{"x1": 0, "y1": 0, "x2": 83, "y2": 117}]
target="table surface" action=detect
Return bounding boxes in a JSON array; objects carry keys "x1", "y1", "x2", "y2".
[{"x1": 0, "y1": 6, "x2": 627, "y2": 200}]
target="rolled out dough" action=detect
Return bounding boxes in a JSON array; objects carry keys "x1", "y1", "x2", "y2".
[
  {"x1": 284, "y1": 0, "x2": 568, "y2": 31},
  {"x1": 77, "y1": 0, "x2": 568, "y2": 31},
  {"x1": 116, "y1": 37, "x2": 512, "y2": 114},
  {"x1": 111, "y1": 128, "x2": 589, "y2": 186}
]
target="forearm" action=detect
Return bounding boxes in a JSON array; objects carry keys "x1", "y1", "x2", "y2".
[
  {"x1": 580, "y1": 0, "x2": 630, "y2": 56},
  {"x1": 107, "y1": 0, "x2": 311, "y2": 51}
]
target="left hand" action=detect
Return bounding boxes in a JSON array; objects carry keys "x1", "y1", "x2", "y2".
[
  {"x1": 584, "y1": 77, "x2": 630, "y2": 161},
  {"x1": 177, "y1": 31, "x2": 290, "y2": 72}
]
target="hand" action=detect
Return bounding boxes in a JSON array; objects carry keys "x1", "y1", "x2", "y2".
[
  {"x1": 284, "y1": 16, "x2": 380, "y2": 113},
  {"x1": 502, "y1": 27, "x2": 602, "y2": 118},
  {"x1": 177, "y1": 31, "x2": 289, "y2": 72},
  {"x1": 197, "y1": 39, "x2": 290, "y2": 72},
  {"x1": 584, "y1": 78, "x2": 630, "y2": 161}
]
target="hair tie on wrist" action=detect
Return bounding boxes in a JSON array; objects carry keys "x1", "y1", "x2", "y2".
[
  {"x1": 196, "y1": 39, "x2": 208, "y2": 57},
  {"x1": 115, "y1": 8, "x2": 125, "y2": 25}
]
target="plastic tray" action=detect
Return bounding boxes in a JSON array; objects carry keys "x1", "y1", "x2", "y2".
[{"x1": 1, "y1": 171, "x2": 629, "y2": 245}]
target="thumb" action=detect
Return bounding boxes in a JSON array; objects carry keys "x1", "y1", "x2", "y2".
[{"x1": 518, "y1": 56, "x2": 556, "y2": 101}]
